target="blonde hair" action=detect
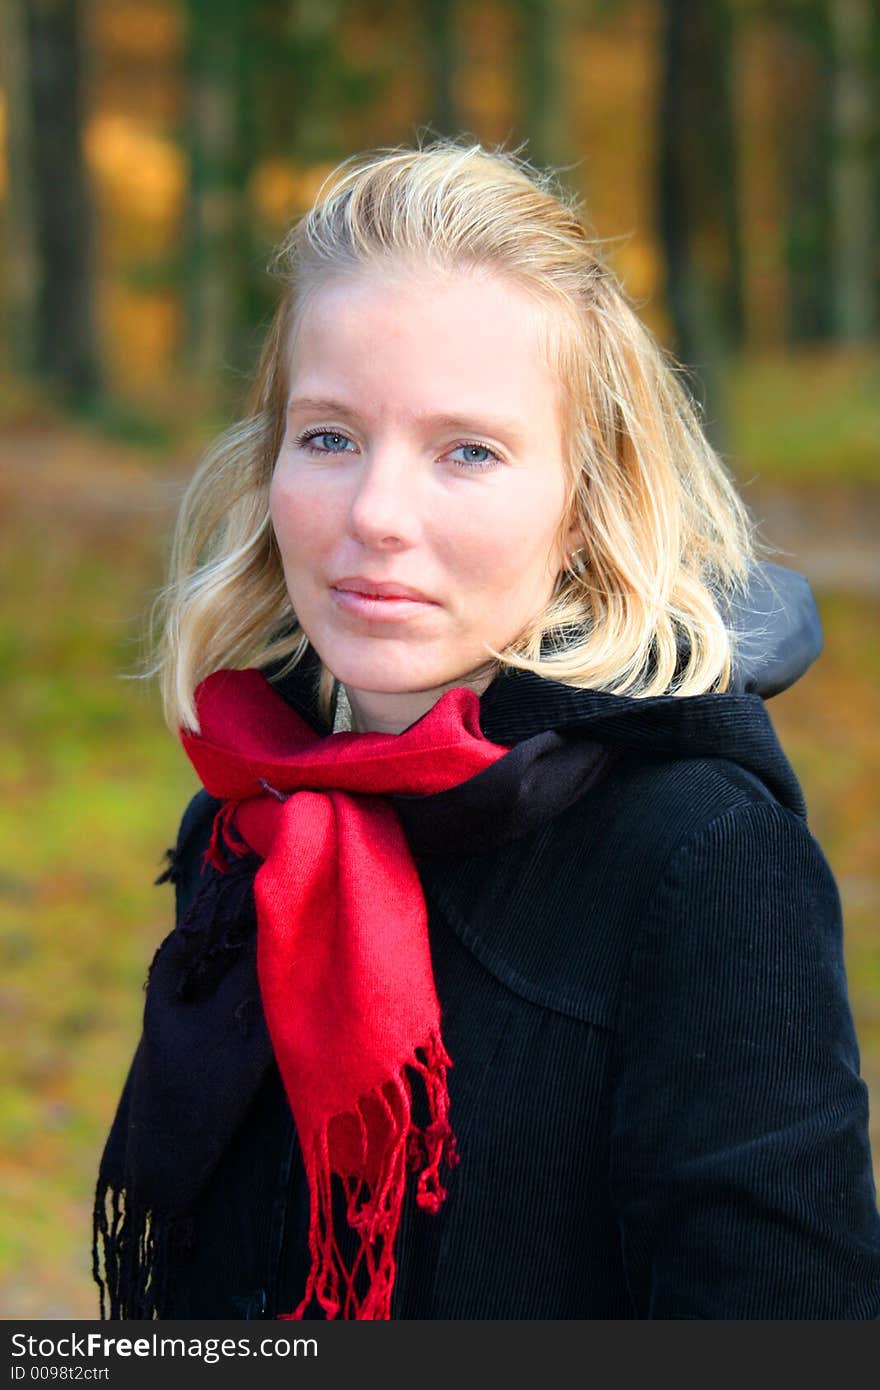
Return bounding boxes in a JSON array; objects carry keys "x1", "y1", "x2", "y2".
[{"x1": 151, "y1": 137, "x2": 756, "y2": 733}]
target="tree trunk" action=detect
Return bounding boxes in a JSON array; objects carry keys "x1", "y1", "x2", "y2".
[
  {"x1": 829, "y1": 0, "x2": 877, "y2": 341},
  {"x1": 517, "y1": 0, "x2": 570, "y2": 170},
  {"x1": 1, "y1": 0, "x2": 40, "y2": 375},
  {"x1": 285, "y1": 0, "x2": 346, "y2": 161},
  {"x1": 182, "y1": 0, "x2": 252, "y2": 388},
  {"x1": 422, "y1": 0, "x2": 460, "y2": 136},
  {"x1": 770, "y1": 10, "x2": 833, "y2": 344},
  {"x1": 5, "y1": 0, "x2": 100, "y2": 399},
  {"x1": 657, "y1": 0, "x2": 744, "y2": 446}
]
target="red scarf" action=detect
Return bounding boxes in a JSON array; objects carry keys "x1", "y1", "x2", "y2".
[{"x1": 180, "y1": 668, "x2": 510, "y2": 1319}]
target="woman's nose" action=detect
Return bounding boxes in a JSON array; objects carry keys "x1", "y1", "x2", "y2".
[{"x1": 347, "y1": 450, "x2": 422, "y2": 550}]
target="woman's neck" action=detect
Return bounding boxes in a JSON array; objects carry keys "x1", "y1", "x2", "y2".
[{"x1": 341, "y1": 666, "x2": 497, "y2": 735}]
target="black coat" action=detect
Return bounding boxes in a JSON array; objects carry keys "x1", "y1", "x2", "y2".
[{"x1": 145, "y1": 644, "x2": 880, "y2": 1320}]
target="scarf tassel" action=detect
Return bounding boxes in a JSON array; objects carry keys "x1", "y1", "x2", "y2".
[
  {"x1": 92, "y1": 1178, "x2": 195, "y2": 1319},
  {"x1": 279, "y1": 1033, "x2": 459, "y2": 1321}
]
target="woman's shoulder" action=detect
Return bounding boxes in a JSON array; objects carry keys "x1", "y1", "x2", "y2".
[
  {"x1": 572, "y1": 746, "x2": 838, "y2": 952},
  {"x1": 577, "y1": 749, "x2": 842, "y2": 1020},
  {"x1": 419, "y1": 745, "x2": 835, "y2": 1031},
  {"x1": 601, "y1": 749, "x2": 838, "y2": 922},
  {"x1": 598, "y1": 740, "x2": 785, "y2": 817},
  {"x1": 554, "y1": 740, "x2": 812, "y2": 899}
]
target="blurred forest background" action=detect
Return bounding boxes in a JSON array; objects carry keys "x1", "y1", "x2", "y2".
[{"x1": 1, "y1": 0, "x2": 878, "y2": 1317}]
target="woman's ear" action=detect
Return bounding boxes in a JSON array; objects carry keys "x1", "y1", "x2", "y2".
[{"x1": 564, "y1": 519, "x2": 584, "y2": 563}]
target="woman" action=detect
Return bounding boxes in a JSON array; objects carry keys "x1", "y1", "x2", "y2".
[{"x1": 94, "y1": 140, "x2": 880, "y2": 1320}]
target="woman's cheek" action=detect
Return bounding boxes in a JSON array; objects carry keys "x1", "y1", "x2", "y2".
[
  {"x1": 268, "y1": 474, "x2": 294, "y2": 543},
  {"x1": 272, "y1": 477, "x2": 333, "y2": 555}
]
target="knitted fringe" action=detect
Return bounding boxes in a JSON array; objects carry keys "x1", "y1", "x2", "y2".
[
  {"x1": 92, "y1": 1179, "x2": 195, "y2": 1320},
  {"x1": 279, "y1": 1032, "x2": 459, "y2": 1321}
]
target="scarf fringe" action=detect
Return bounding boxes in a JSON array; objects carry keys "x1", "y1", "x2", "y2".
[
  {"x1": 92, "y1": 1178, "x2": 195, "y2": 1319},
  {"x1": 279, "y1": 1032, "x2": 459, "y2": 1321},
  {"x1": 93, "y1": 841, "x2": 258, "y2": 1319}
]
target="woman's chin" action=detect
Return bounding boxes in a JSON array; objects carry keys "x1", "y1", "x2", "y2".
[
  {"x1": 318, "y1": 650, "x2": 447, "y2": 696},
  {"x1": 341, "y1": 672, "x2": 457, "y2": 699},
  {"x1": 317, "y1": 644, "x2": 480, "y2": 698}
]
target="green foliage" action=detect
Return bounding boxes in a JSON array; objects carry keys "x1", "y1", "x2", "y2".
[
  {"x1": 69, "y1": 395, "x2": 175, "y2": 450},
  {"x1": 726, "y1": 351, "x2": 880, "y2": 483}
]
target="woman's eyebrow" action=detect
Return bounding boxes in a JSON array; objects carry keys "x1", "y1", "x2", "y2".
[
  {"x1": 286, "y1": 397, "x2": 525, "y2": 446},
  {"x1": 286, "y1": 396, "x2": 353, "y2": 416},
  {"x1": 425, "y1": 413, "x2": 525, "y2": 447}
]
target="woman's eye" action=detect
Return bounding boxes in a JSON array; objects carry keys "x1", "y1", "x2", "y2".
[
  {"x1": 446, "y1": 442, "x2": 501, "y2": 471},
  {"x1": 297, "y1": 429, "x2": 356, "y2": 454}
]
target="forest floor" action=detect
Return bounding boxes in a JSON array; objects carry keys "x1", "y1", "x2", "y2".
[{"x1": 1, "y1": 412, "x2": 878, "y2": 1317}]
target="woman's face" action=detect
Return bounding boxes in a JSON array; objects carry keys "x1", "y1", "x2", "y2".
[{"x1": 270, "y1": 266, "x2": 577, "y2": 732}]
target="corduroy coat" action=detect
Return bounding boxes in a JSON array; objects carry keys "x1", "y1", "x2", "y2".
[{"x1": 137, "y1": 639, "x2": 880, "y2": 1321}]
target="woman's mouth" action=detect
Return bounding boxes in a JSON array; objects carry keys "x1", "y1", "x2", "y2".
[{"x1": 330, "y1": 579, "x2": 439, "y2": 622}]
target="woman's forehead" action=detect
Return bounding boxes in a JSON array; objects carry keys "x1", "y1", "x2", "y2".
[{"x1": 285, "y1": 268, "x2": 566, "y2": 424}]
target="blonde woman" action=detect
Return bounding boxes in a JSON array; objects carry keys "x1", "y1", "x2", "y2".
[{"x1": 94, "y1": 140, "x2": 880, "y2": 1320}]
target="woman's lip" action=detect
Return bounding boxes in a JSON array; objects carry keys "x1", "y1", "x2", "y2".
[
  {"x1": 330, "y1": 586, "x2": 438, "y2": 621},
  {"x1": 331, "y1": 580, "x2": 437, "y2": 602}
]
